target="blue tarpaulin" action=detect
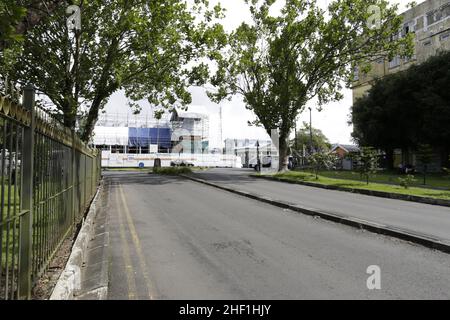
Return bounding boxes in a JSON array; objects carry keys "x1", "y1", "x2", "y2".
[{"x1": 128, "y1": 128, "x2": 172, "y2": 148}]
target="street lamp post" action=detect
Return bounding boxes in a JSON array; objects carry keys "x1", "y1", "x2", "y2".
[
  {"x1": 309, "y1": 107, "x2": 313, "y2": 155},
  {"x1": 294, "y1": 120, "x2": 298, "y2": 151},
  {"x1": 256, "y1": 140, "x2": 261, "y2": 172}
]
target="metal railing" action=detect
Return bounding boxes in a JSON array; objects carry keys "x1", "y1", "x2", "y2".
[{"x1": 0, "y1": 86, "x2": 101, "y2": 300}]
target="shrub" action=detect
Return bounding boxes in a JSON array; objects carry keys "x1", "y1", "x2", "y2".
[
  {"x1": 398, "y1": 174, "x2": 416, "y2": 189},
  {"x1": 355, "y1": 147, "x2": 379, "y2": 185},
  {"x1": 307, "y1": 152, "x2": 339, "y2": 180},
  {"x1": 152, "y1": 166, "x2": 192, "y2": 175}
]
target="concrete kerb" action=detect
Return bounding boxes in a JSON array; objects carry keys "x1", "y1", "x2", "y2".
[
  {"x1": 252, "y1": 175, "x2": 450, "y2": 208},
  {"x1": 49, "y1": 182, "x2": 105, "y2": 300},
  {"x1": 180, "y1": 174, "x2": 450, "y2": 255}
]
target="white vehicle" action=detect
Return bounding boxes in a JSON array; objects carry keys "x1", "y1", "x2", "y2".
[
  {"x1": 0, "y1": 149, "x2": 21, "y2": 177},
  {"x1": 248, "y1": 156, "x2": 258, "y2": 168}
]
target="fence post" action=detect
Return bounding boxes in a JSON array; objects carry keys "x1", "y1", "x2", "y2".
[
  {"x1": 18, "y1": 85, "x2": 35, "y2": 299},
  {"x1": 71, "y1": 130, "x2": 76, "y2": 229}
]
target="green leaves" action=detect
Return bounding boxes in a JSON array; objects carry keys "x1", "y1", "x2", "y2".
[
  {"x1": 0, "y1": 1, "x2": 27, "y2": 47},
  {"x1": 352, "y1": 51, "x2": 450, "y2": 154},
  {"x1": 356, "y1": 147, "x2": 379, "y2": 184},
  {"x1": 209, "y1": 0, "x2": 411, "y2": 171},
  {"x1": 291, "y1": 122, "x2": 331, "y2": 153},
  {"x1": 1, "y1": 0, "x2": 226, "y2": 141},
  {"x1": 308, "y1": 151, "x2": 338, "y2": 180}
]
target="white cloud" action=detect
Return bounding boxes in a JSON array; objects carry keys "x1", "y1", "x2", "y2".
[{"x1": 102, "y1": 0, "x2": 423, "y2": 148}]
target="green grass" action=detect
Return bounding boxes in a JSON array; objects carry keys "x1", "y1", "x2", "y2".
[
  {"x1": 151, "y1": 167, "x2": 193, "y2": 175},
  {"x1": 267, "y1": 171, "x2": 450, "y2": 201},
  {"x1": 1, "y1": 185, "x2": 20, "y2": 270},
  {"x1": 103, "y1": 167, "x2": 148, "y2": 171},
  {"x1": 301, "y1": 170, "x2": 450, "y2": 190}
]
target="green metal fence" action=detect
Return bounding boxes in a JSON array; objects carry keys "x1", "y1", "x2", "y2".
[{"x1": 0, "y1": 86, "x2": 101, "y2": 300}]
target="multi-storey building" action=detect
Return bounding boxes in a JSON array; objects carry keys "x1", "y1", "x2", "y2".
[
  {"x1": 352, "y1": 0, "x2": 450, "y2": 102},
  {"x1": 351, "y1": 0, "x2": 450, "y2": 171},
  {"x1": 224, "y1": 138, "x2": 279, "y2": 168}
]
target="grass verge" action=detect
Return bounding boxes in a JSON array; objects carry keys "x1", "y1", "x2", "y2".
[
  {"x1": 151, "y1": 167, "x2": 193, "y2": 175},
  {"x1": 300, "y1": 170, "x2": 450, "y2": 190},
  {"x1": 267, "y1": 171, "x2": 450, "y2": 201}
]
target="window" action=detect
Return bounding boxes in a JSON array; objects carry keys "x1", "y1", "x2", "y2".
[
  {"x1": 444, "y1": 3, "x2": 450, "y2": 17},
  {"x1": 427, "y1": 10, "x2": 440, "y2": 26},
  {"x1": 415, "y1": 16, "x2": 424, "y2": 31},
  {"x1": 95, "y1": 144, "x2": 110, "y2": 151},
  {"x1": 440, "y1": 31, "x2": 450, "y2": 41},
  {"x1": 402, "y1": 21, "x2": 415, "y2": 37},
  {"x1": 111, "y1": 145, "x2": 125, "y2": 154},
  {"x1": 353, "y1": 67, "x2": 359, "y2": 81},
  {"x1": 128, "y1": 146, "x2": 139, "y2": 154},
  {"x1": 423, "y1": 40, "x2": 432, "y2": 46},
  {"x1": 389, "y1": 56, "x2": 400, "y2": 68},
  {"x1": 403, "y1": 53, "x2": 416, "y2": 63},
  {"x1": 426, "y1": 3, "x2": 450, "y2": 27}
]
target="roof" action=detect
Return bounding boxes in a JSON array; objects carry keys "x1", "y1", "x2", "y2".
[
  {"x1": 233, "y1": 143, "x2": 274, "y2": 151},
  {"x1": 331, "y1": 144, "x2": 360, "y2": 153},
  {"x1": 170, "y1": 109, "x2": 208, "y2": 121}
]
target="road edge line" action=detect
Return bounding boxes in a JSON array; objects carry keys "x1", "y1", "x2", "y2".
[
  {"x1": 180, "y1": 174, "x2": 450, "y2": 255},
  {"x1": 49, "y1": 181, "x2": 108, "y2": 300},
  {"x1": 252, "y1": 175, "x2": 450, "y2": 208}
]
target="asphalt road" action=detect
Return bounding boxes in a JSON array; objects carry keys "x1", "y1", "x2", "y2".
[
  {"x1": 190, "y1": 168, "x2": 450, "y2": 242},
  {"x1": 105, "y1": 171, "x2": 450, "y2": 300}
]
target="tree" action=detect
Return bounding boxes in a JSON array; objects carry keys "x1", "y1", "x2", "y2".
[
  {"x1": 1, "y1": 0, "x2": 226, "y2": 141},
  {"x1": 208, "y1": 0, "x2": 413, "y2": 171},
  {"x1": 0, "y1": 1, "x2": 66, "y2": 51},
  {"x1": 416, "y1": 144, "x2": 433, "y2": 185},
  {"x1": 355, "y1": 147, "x2": 379, "y2": 184},
  {"x1": 291, "y1": 122, "x2": 331, "y2": 154},
  {"x1": 0, "y1": 1, "x2": 27, "y2": 48},
  {"x1": 351, "y1": 51, "x2": 450, "y2": 169},
  {"x1": 308, "y1": 151, "x2": 337, "y2": 180}
]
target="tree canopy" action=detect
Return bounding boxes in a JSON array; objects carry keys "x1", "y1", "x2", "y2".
[
  {"x1": 291, "y1": 122, "x2": 331, "y2": 153},
  {"x1": 0, "y1": 0, "x2": 226, "y2": 141},
  {"x1": 0, "y1": 1, "x2": 66, "y2": 50},
  {"x1": 351, "y1": 50, "x2": 450, "y2": 166},
  {"x1": 208, "y1": 0, "x2": 413, "y2": 171}
]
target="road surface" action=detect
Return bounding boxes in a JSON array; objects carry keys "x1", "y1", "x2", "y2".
[
  {"x1": 105, "y1": 171, "x2": 450, "y2": 300},
  {"x1": 189, "y1": 168, "x2": 450, "y2": 242}
]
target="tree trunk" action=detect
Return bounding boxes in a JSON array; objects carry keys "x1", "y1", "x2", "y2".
[
  {"x1": 81, "y1": 97, "x2": 103, "y2": 142},
  {"x1": 441, "y1": 147, "x2": 450, "y2": 169},
  {"x1": 385, "y1": 148, "x2": 394, "y2": 170},
  {"x1": 278, "y1": 137, "x2": 289, "y2": 172},
  {"x1": 62, "y1": 100, "x2": 77, "y2": 129}
]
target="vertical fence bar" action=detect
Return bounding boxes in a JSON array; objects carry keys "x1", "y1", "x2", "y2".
[
  {"x1": 71, "y1": 132, "x2": 76, "y2": 229},
  {"x1": 18, "y1": 85, "x2": 35, "y2": 299},
  {"x1": 0, "y1": 118, "x2": 7, "y2": 298},
  {"x1": 1, "y1": 88, "x2": 100, "y2": 300}
]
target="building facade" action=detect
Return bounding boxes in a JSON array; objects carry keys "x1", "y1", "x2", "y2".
[
  {"x1": 92, "y1": 110, "x2": 209, "y2": 154},
  {"x1": 91, "y1": 110, "x2": 242, "y2": 168},
  {"x1": 352, "y1": 0, "x2": 450, "y2": 102},
  {"x1": 224, "y1": 139, "x2": 279, "y2": 168},
  {"x1": 352, "y1": 0, "x2": 450, "y2": 171}
]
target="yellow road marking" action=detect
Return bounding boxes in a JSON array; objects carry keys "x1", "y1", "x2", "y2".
[
  {"x1": 115, "y1": 183, "x2": 138, "y2": 300},
  {"x1": 118, "y1": 183, "x2": 155, "y2": 300}
]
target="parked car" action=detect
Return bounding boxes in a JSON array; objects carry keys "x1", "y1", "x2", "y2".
[
  {"x1": 170, "y1": 159, "x2": 194, "y2": 167},
  {"x1": 248, "y1": 157, "x2": 258, "y2": 168},
  {"x1": 261, "y1": 156, "x2": 272, "y2": 168}
]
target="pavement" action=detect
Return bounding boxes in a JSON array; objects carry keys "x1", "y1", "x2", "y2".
[
  {"x1": 188, "y1": 168, "x2": 450, "y2": 243},
  {"x1": 75, "y1": 191, "x2": 110, "y2": 300},
  {"x1": 104, "y1": 171, "x2": 450, "y2": 300}
]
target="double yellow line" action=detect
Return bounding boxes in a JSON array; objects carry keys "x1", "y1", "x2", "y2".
[{"x1": 115, "y1": 182, "x2": 155, "y2": 300}]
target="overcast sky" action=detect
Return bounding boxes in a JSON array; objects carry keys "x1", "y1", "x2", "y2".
[{"x1": 103, "y1": 0, "x2": 419, "y2": 148}]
